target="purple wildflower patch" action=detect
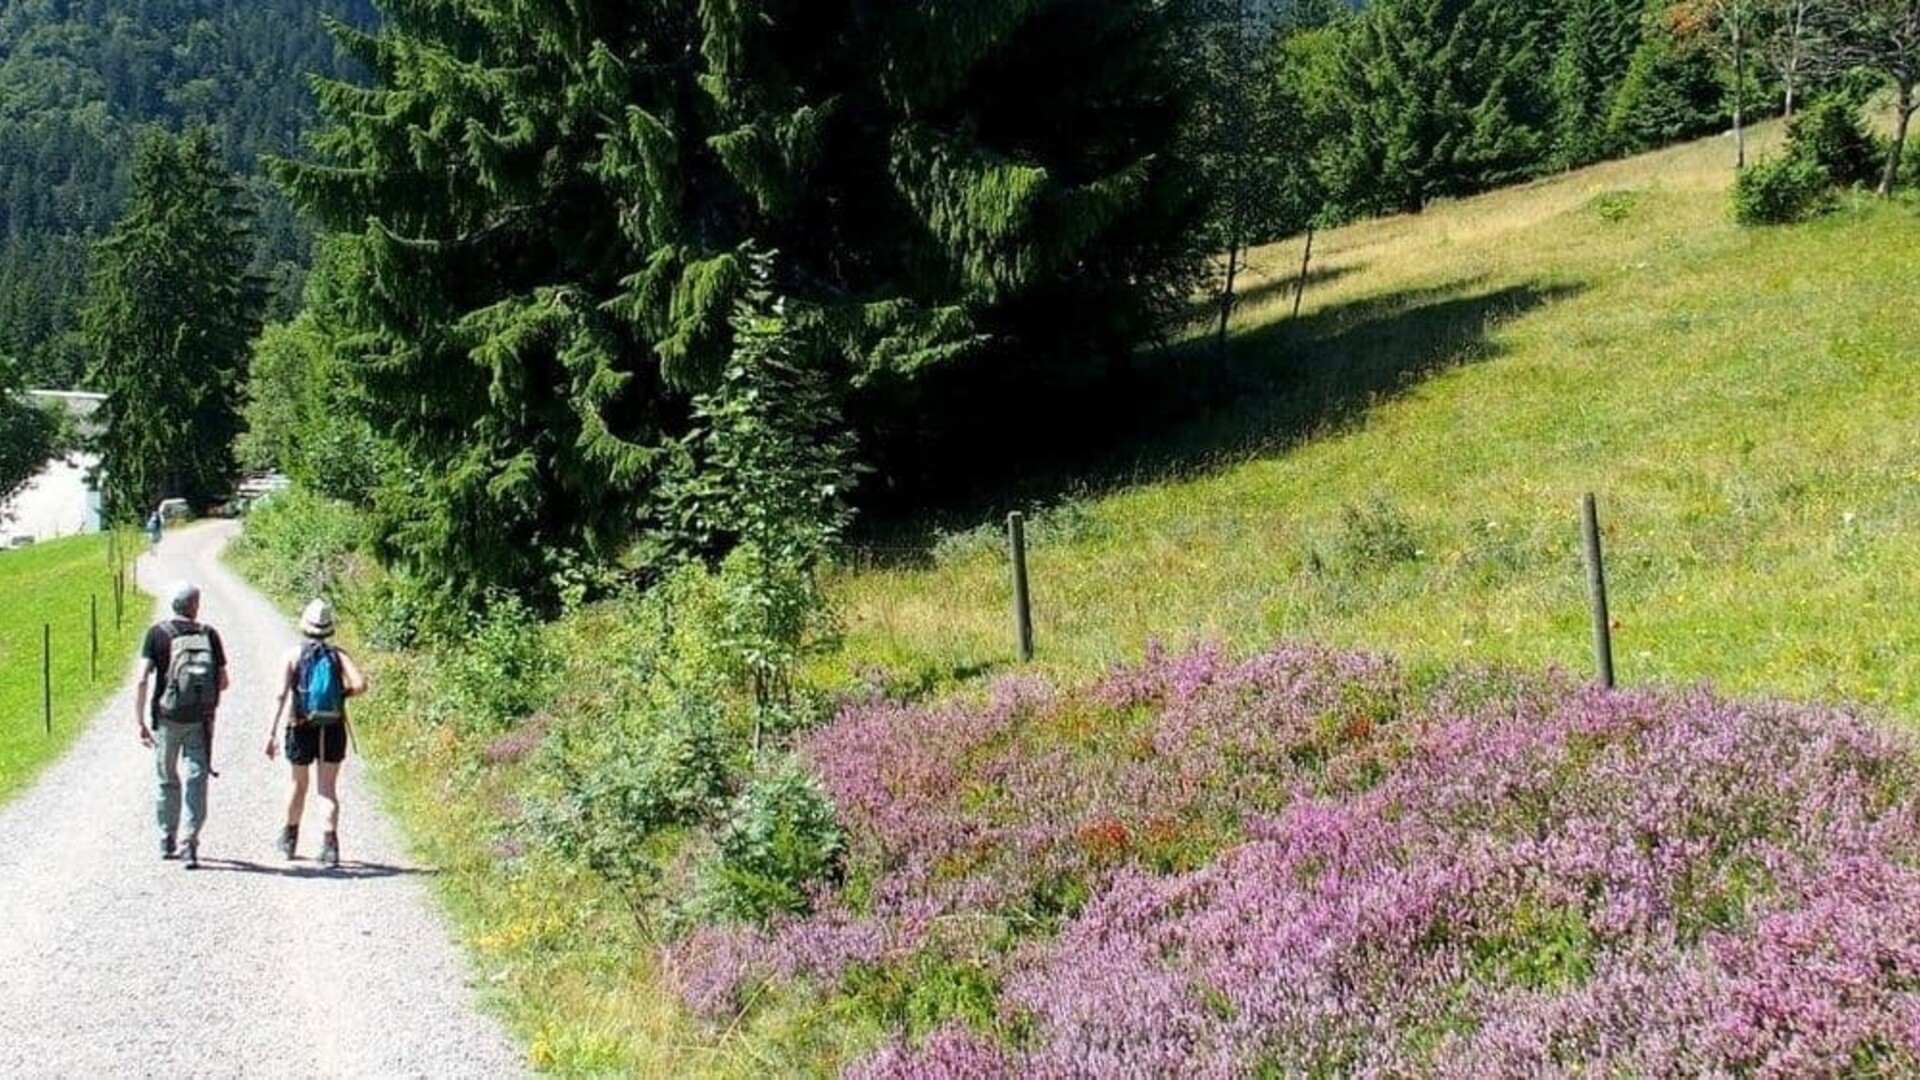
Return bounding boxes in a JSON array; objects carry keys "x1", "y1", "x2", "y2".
[{"x1": 669, "y1": 643, "x2": 1920, "y2": 1076}]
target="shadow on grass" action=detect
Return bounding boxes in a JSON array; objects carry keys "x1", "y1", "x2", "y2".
[
  {"x1": 850, "y1": 276, "x2": 1586, "y2": 566},
  {"x1": 1184, "y1": 260, "x2": 1362, "y2": 323}
]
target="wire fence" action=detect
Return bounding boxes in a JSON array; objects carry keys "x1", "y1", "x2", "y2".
[
  {"x1": 19, "y1": 529, "x2": 134, "y2": 737},
  {"x1": 848, "y1": 494, "x2": 1624, "y2": 689}
]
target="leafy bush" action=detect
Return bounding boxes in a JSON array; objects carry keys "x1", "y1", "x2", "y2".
[
  {"x1": 1787, "y1": 97, "x2": 1883, "y2": 189},
  {"x1": 356, "y1": 572, "x2": 464, "y2": 651},
  {"x1": 1731, "y1": 155, "x2": 1832, "y2": 225},
  {"x1": 528, "y1": 695, "x2": 730, "y2": 915},
  {"x1": 430, "y1": 591, "x2": 558, "y2": 736},
  {"x1": 698, "y1": 761, "x2": 845, "y2": 922},
  {"x1": 1585, "y1": 190, "x2": 1638, "y2": 223},
  {"x1": 228, "y1": 487, "x2": 371, "y2": 602},
  {"x1": 0, "y1": 368, "x2": 62, "y2": 508},
  {"x1": 1338, "y1": 495, "x2": 1421, "y2": 569}
]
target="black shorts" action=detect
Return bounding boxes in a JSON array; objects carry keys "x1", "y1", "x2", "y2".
[{"x1": 285, "y1": 721, "x2": 347, "y2": 766}]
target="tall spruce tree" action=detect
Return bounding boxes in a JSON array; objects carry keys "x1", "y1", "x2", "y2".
[
  {"x1": 275, "y1": 1, "x2": 1204, "y2": 602},
  {"x1": 1548, "y1": 0, "x2": 1648, "y2": 167},
  {"x1": 84, "y1": 127, "x2": 261, "y2": 517},
  {"x1": 1324, "y1": 0, "x2": 1553, "y2": 214},
  {"x1": 1606, "y1": 14, "x2": 1728, "y2": 152}
]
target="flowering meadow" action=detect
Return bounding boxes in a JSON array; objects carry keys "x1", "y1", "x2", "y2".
[{"x1": 669, "y1": 642, "x2": 1920, "y2": 1076}]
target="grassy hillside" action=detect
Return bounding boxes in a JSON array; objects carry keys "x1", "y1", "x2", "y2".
[
  {"x1": 0, "y1": 532, "x2": 145, "y2": 802},
  {"x1": 831, "y1": 121, "x2": 1920, "y2": 719},
  {"x1": 235, "y1": 122, "x2": 1920, "y2": 1074}
]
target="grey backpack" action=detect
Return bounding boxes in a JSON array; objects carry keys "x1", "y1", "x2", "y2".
[{"x1": 157, "y1": 626, "x2": 218, "y2": 721}]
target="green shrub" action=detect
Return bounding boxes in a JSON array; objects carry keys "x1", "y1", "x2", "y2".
[
  {"x1": 1339, "y1": 495, "x2": 1421, "y2": 570},
  {"x1": 1731, "y1": 156, "x2": 1832, "y2": 225},
  {"x1": 529, "y1": 695, "x2": 730, "y2": 914},
  {"x1": 1586, "y1": 190, "x2": 1638, "y2": 223},
  {"x1": 431, "y1": 591, "x2": 558, "y2": 735},
  {"x1": 229, "y1": 487, "x2": 371, "y2": 602},
  {"x1": 696, "y1": 761, "x2": 844, "y2": 923},
  {"x1": 1787, "y1": 97, "x2": 1882, "y2": 188}
]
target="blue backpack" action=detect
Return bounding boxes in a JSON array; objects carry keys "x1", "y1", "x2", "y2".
[{"x1": 295, "y1": 641, "x2": 346, "y2": 726}]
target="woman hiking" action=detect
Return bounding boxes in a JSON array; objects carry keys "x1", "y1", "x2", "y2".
[{"x1": 266, "y1": 598, "x2": 368, "y2": 867}]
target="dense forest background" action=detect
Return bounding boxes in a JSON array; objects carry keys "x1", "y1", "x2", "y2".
[
  {"x1": 0, "y1": 0, "x2": 377, "y2": 387},
  {"x1": 5, "y1": 0, "x2": 1889, "y2": 581}
]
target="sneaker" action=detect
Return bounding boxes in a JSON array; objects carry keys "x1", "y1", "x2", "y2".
[
  {"x1": 277, "y1": 824, "x2": 298, "y2": 860},
  {"x1": 182, "y1": 838, "x2": 200, "y2": 870},
  {"x1": 319, "y1": 833, "x2": 339, "y2": 869},
  {"x1": 160, "y1": 834, "x2": 178, "y2": 860}
]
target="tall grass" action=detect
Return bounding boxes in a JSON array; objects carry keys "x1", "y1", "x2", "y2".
[
  {"x1": 830, "y1": 121, "x2": 1920, "y2": 719},
  {"x1": 0, "y1": 532, "x2": 147, "y2": 803}
]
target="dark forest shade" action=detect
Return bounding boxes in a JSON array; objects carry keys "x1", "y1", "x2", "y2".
[{"x1": 272, "y1": 0, "x2": 1207, "y2": 602}]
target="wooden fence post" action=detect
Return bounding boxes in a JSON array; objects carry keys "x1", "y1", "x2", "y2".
[
  {"x1": 42, "y1": 623, "x2": 53, "y2": 735},
  {"x1": 1008, "y1": 512, "x2": 1034, "y2": 663},
  {"x1": 1582, "y1": 493, "x2": 1616, "y2": 689}
]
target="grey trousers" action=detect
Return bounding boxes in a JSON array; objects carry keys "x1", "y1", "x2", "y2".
[{"x1": 154, "y1": 719, "x2": 210, "y2": 842}]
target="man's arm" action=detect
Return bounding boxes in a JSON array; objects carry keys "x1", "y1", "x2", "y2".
[
  {"x1": 213, "y1": 628, "x2": 232, "y2": 693},
  {"x1": 134, "y1": 658, "x2": 155, "y2": 747}
]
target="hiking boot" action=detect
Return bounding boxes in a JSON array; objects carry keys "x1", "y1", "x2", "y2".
[
  {"x1": 319, "y1": 833, "x2": 339, "y2": 869},
  {"x1": 160, "y1": 834, "x2": 178, "y2": 860},
  {"x1": 277, "y1": 824, "x2": 298, "y2": 860},
  {"x1": 182, "y1": 838, "x2": 200, "y2": 870}
]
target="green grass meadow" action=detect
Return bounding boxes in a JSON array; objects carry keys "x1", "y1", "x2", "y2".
[
  {"x1": 0, "y1": 531, "x2": 147, "y2": 802},
  {"x1": 830, "y1": 122, "x2": 1920, "y2": 720}
]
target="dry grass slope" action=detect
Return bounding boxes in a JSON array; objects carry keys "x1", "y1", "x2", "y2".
[{"x1": 829, "y1": 120, "x2": 1920, "y2": 720}]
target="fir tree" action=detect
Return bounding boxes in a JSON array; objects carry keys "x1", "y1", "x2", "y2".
[
  {"x1": 1606, "y1": 15, "x2": 1727, "y2": 152},
  {"x1": 1325, "y1": 0, "x2": 1553, "y2": 214},
  {"x1": 83, "y1": 126, "x2": 262, "y2": 517},
  {"x1": 1548, "y1": 0, "x2": 1648, "y2": 167},
  {"x1": 274, "y1": 0, "x2": 1204, "y2": 602}
]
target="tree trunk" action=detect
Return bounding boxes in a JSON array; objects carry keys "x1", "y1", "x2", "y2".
[
  {"x1": 1291, "y1": 224, "x2": 1316, "y2": 319},
  {"x1": 1880, "y1": 85, "x2": 1915, "y2": 198},
  {"x1": 1215, "y1": 241, "x2": 1240, "y2": 357}
]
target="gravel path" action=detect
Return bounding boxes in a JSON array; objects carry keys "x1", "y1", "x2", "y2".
[{"x1": 0, "y1": 521, "x2": 526, "y2": 1078}]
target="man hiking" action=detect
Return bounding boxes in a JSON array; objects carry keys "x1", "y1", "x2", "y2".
[
  {"x1": 134, "y1": 581, "x2": 229, "y2": 869},
  {"x1": 266, "y1": 598, "x2": 368, "y2": 868}
]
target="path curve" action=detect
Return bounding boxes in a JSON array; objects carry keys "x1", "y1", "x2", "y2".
[{"x1": 0, "y1": 521, "x2": 525, "y2": 1078}]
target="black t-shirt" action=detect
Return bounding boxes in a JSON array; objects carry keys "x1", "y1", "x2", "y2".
[{"x1": 142, "y1": 618, "x2": 228, "y2": 722}]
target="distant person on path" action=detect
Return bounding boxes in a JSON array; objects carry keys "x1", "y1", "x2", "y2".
[
  {"x1": 134, "y1": 581, "x2": 229, "y2": 869},
  {"x1": 144, "y1": 509, "x2": 161, "y2": 550},
  {"x1": 266, "y1": 598, "x2": 367, "y2": 868}
]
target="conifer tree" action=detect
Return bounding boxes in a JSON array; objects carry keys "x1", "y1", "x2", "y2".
[
  {"x1": 1548, "y1": 0, "x2": 1648, "y2": 167},
  {"x1": 1606, "y1": 16, "x2": 1728, "y2": 152},
  {"x1": 1324, "y1": 0, "x2": 1553, "y2": 214},
  {"x1": 275, "y1": 1, "x2": 1204, "y2": 601},
  {"x1": 84, "y1": 127, "x2": 261, "y2": 517}
]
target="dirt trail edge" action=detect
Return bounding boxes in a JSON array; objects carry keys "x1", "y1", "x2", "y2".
[{"x1": 0, "y1": 521, "x2": 526, "y2": 1078}]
